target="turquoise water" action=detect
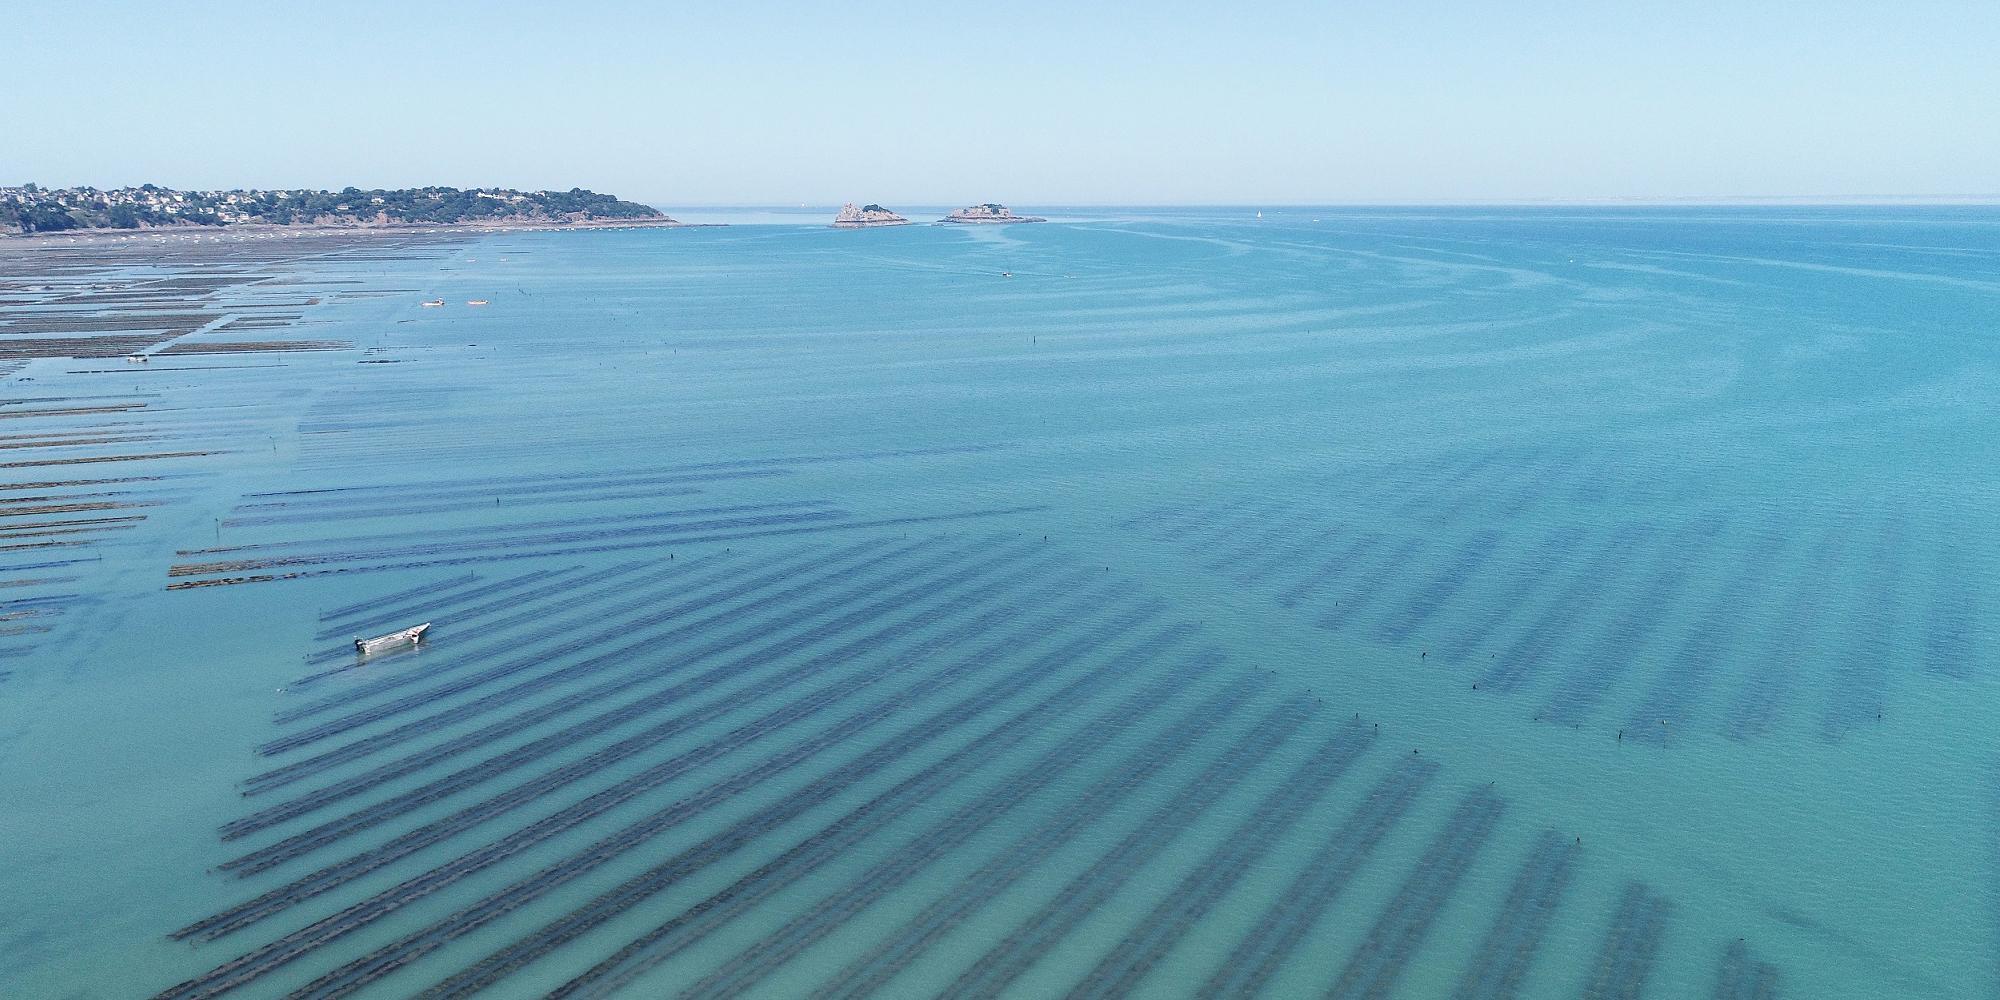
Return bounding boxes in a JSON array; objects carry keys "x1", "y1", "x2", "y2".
[{"x1": 1, "y1": 206, "x2": 1996, "y2": 998}]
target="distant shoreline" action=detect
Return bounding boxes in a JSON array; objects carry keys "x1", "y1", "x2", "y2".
[
  {"x1": 0, "y1": 217, "x2": 722, "y2": 244},
  {"x1": 1, "y1": 184, "x2": 688, "y2": 238}
]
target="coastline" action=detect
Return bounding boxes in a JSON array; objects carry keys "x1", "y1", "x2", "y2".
[{"x1": 0, "y1": 216, "x2": 718, "y2": 244}]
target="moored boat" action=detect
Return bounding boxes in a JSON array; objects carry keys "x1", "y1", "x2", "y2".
[{"x1": 356, "y1": 622, "x2": 431, "y2": 656}]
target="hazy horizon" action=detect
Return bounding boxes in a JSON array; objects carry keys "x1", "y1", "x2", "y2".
[{"x1": 7, "y1": 1, "x2": 1998, "y2": 204}]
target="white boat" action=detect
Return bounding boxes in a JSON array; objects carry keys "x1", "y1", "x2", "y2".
[{"x1": 356, "y1": 622, "x2": 431, "y2": 656}]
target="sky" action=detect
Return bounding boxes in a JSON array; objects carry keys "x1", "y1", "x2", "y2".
[{"x1": 5, "y1": 0, "x2": 1997, "y2": 204}]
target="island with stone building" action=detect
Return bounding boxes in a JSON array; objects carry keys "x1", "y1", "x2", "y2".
[
  {"x1": 831, "y1": 203, "x2": 910, "y2": 228},
  {"x1": 940, "y1": 203, "x2": 1046, "y2": 224}
]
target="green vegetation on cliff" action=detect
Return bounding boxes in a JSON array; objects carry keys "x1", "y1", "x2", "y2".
[{"x1": 0, "y1": 184, "x2": 665, "y2": 233}]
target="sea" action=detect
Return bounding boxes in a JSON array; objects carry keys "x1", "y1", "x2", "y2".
[{"x1": 0, "y1": 205, "x2": 1995, "y2": 998}]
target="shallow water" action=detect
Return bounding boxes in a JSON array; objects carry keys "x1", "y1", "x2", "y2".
[{"x1": 1, "y1": 206, "x2": 1996, "y2": 998}]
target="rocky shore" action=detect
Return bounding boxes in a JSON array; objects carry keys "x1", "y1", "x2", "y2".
[{"x1": 1, "y1": 216, "x2": 710, "y2": 243}]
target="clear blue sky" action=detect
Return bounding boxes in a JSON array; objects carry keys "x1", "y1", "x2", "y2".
[{"x1": 5, "y1": 0, "x2": 1995, "y2": 204}]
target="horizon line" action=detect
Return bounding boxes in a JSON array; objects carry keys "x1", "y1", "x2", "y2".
[{"x1": 650, "y1": 195, "x2": 2000, "y2": 209}]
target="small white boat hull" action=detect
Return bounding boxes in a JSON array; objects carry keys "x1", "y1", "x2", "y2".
[{"x1": 356, "y1": 622, "x2": 431, "y2": 657}]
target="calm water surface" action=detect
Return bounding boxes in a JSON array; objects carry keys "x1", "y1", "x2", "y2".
[{"x1": 1, "y1": 207, "x2": 1995, "y2": 998}]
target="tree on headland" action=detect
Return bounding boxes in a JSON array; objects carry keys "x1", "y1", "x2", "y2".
[{"x1": 17, "y1": 203, "x2": 79, "y2": 232}]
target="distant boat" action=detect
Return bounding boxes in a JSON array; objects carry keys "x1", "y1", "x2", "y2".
[
  {"x1": 356, "y1": 622, "x2": 431, "y2": 657},
  {"x1": 1001, "y1": 271, "x2": 1013, "y2": 278},
  {"x1": 421, "y1": 299, "x2": 445, "y2": 307},
  {"x1": 466, "y1": 299, "x2": 490, "y2": 306}
]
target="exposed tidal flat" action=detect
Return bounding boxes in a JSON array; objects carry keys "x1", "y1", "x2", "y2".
[{"x1": 0, "y1": 206, "x2": 1995, "y2": 998}]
